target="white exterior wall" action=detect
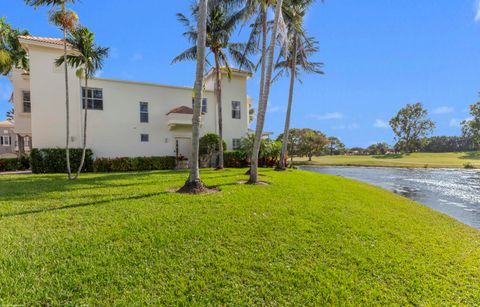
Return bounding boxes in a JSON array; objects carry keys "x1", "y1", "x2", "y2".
[
  {"x1": 10, "y1": 70, "x2": 31, "y2": 136},
  {"x1": 13, "y1": 41, "x2": 250, "y2": 158}
]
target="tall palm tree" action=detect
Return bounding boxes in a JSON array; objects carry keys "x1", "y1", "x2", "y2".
[
  {"x1": 56, "y1": 25, "x2": 108, "y2": 179},
  {"x1": 24, "y1": 0, "x2": 78, "y2": 179},
  {"x1": 173, "y1": 1, "x2": 255, "y2": 170},
  {"x1": 275, "y1": 0, "x2": 323, "y2": 170},
  {"x1": 248, "y1": 0, "x2": 285, "y2": 184},
  {"x1": 177, "y1": 0, "x2": 209, "y2": 194},
  {"x1": 0, "y1": 17, "x2": 29, "y2": 75}
]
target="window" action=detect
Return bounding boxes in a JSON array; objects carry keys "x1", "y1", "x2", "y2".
[
  {"x1": 140, "y1": 102, "x2": 149, "y2": 123},
  {"x1": 191, "y1": 98, "x2": 207, "y2": 113},
  {"x1": 23, "y1": 91, "x2": 31, "y2": 113},
  {"x1": 82, "y1": 87, "x2": 103, "y2": 110},
  {"x1": 232, "y1": 138, "x2": 241, "y2": 150},
  {"x1": 141, "y1": 134, "x2": 149, "y2": 142},
  {"x1": 0, "y1": 136, "x2": 11, "y2": 146},
  {"x1": 232, "y1": 101, "x2": 241, "y2": 119}
]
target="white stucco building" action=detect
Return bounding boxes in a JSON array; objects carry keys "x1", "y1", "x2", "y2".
[{"x1": 9, "y1": 36, "x2": 252, "y2": 159}]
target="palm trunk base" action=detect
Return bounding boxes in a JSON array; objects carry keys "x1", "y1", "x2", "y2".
[
  {"x1": 177, "y1": 179, "x2": 208, "y2": 194},
  {"x1": 244, "y1": 168, "x2": 251, "y2": 175},
  {"x1": 215, "y1": 166, "x2": 224, "y2": 171},
  {"x1": 275, "y1": 165, "x2": 286, "y2": 172}
]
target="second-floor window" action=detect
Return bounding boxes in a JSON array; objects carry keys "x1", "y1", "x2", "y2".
[
  {"x1": 192, "y1": 98, "x2": 207, "y2": 113},
  {"x1": 232, "y1": 101, "x2": 241, "y2": 119},
  {"x1": 23, "y1": 91, "x2": 31, "y2": 113},
  {"x1": 141, "y1": 134, "x2": 149, "y2": 142},
  {"x1": 140, "y1": 102, "x2": 149, "y2": 123},
  {"x1": 82, "y1": 87, "x2": 103, "y2": 110}
]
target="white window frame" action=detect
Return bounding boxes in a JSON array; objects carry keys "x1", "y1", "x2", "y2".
[
  {"x1": 140, "y1": 102, "x2": 149, "y2": 123},
  {"x1": 1, "y1": 135, "x2": 11, "y2": 146},
  {"x1": 232, "y1": 101, "x2": 241, "y2": 119},
  {"x1": 232, "y1": 138, "x2": 241, "y2": 150},
  {"x1": 82, "y1": 87, "x2": 104, "y2": 110},
  {"x1": 141, "y1": 134, "x2": 149, "y2": 142},
  {"x1": 22, "y1": 91, "x2": 31, "y2": 113}
]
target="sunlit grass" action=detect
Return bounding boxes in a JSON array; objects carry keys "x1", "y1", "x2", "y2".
[
  {"x1": 296, "y1": 152, "x2": 480, "y2": 168},
  {"x1": 0, "y1": 169, "x2": 479, "y2": 305}
]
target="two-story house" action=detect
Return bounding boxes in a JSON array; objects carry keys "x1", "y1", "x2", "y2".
[{"x1": 9, "y1": 35, "x2": 252, "y2": 159}]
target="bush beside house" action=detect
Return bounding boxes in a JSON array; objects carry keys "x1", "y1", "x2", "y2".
[
  {"x1": 93, "y1": 156, "x2": 176, "y2": 172},
  {"x1": 0, "y1": 156, "x2": 30, "y2": 172},
  {"x1": 31, "y1": 148, "x2": 94, "y2": 174}
]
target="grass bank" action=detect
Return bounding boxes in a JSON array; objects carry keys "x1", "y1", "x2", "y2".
[
  {"x1": 295, "y1": 152, "x2": 480, "y2": 168},
  {"x1": 0, "y1": 169, "x2": 479, "y2": 305}
]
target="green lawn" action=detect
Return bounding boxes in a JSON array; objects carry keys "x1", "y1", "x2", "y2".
[
  {"x1": 0, "y1": 169, "x2": 479, "y2": 305},
  {"x1": 295, "y1": 152, "x2": 480, "y2": 168}
]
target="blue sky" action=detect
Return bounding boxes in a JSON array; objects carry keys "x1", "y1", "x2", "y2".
[{"x1": 1, "y1": 0, "x2": 480, "y2": 147}]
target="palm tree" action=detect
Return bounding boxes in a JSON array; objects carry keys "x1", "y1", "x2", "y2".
[
  {"x1": 177, "y1": 0, "x2": 209, "y2": 194},
  {"x1": 56, "y1": 25, "x2": 108, "y2": 179},
  {"x1": 24, "y1": 0, "x2": 78, "y2": 179},
  {"x1": 0, "y1": 17, "x2": 29, "y2": 75},
  {"x1": 275, "y1": 0, "x2": 323, "y2": 170},
  {"x1": 248, "y1": 0, "x2": 285, "y2": 184},
  {"x1": 173, "y1": 1, "x2": 255, "y2": 170}
]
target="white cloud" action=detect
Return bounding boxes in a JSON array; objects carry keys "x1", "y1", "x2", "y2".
[
  {"x1": 267, "y1": 105, "x2": 282, "y2": 113},
  {"x1": 475, "y1": 0, "x2": 480, "y2": 22},
  {"x1": 95, "y1": 70, "x2": 104, "y2": 78},
  {"x1": 131, "y1": 52, "x2": 143, "y2": 62},
  {"x1": 309, "y1": 112, "x2": 344, "y2": 120},
  {"x1": 373, "y1": 119, "x2": 389, "y2": 128},
  {"x1": 332, "y1": 123, "x2": 359, "y2": 130},
  {"x1": 450, "y1": 117, "x2": 473, "y2": 127},
  {"x1": 433, "y1": 106, "x2": 454, "y2": 114}
]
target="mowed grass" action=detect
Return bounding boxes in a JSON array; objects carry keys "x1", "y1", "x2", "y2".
[
  {"x1": 295, "y1": 152, "x2": 480, "y2": 168},
  {"x1": 0, "y1": 169, "x2": 479, "y2": 305}
]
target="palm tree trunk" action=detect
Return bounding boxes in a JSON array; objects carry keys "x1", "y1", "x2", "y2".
[
  {"x1": 278, "y1": 34, "x2": 297, "y2": 171},
  {"x1": 75, "y1": 73, "x2": 88, "y2": 179},
  {"x1": 249, "y1": 0, "x2": 283, "y2": 184},
  {"x1": 214, "y1": 52, "x2": 224, "y2": 170},
  {"x1": 178, "y1": 0, "x2": 208, "y2": 193},
  {"x1": 62, "y1": 3, "x2": 72, "y2": 180}
]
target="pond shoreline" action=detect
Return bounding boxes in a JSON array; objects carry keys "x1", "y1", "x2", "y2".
[{"x1": 300, "y1": 166, "x2": 480, "y2": 230}]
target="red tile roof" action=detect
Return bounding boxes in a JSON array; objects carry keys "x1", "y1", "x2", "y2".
[
  {"x1": 166, "y1": 106, "x2": 194, "y2": 115},
  {"x1": 18, "y1": 35, "x2": 68, "y2": 46}
]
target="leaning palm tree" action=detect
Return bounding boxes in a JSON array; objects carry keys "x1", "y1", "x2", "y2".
[
  {"x1": 56, "y1": 25, "x2": 108, "y2": 179},
  {"x1": 173, "y1": 1, "x2": 255, "y2": 170},
  {"x1": 248, "y1": 0, "x2": 285, "y2": 184},
  {"x1": 24, "y1": 0, "x2": 78, "y2": 179},
  {"x1": 177, "y1": 0, "x2": 209, "y2": 194},
  {"x1": 275, "y1": 0, "x2": 323, "y2": 170}
]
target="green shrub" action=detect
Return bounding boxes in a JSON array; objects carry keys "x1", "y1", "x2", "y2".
[
  {"x1": 0, "y1": 156, "x2": 30, "y2": 172},
  {"x1": 31, "y1": 148, "x2": 93, "y2": 174},
  {"x1": 93, "y1": 156, "x2": 176, "y2": 172},
  {"x1": 464, "y1": 162, "x2": 476, "y2": 169},
  {"x1": 224, "y1": 151, "x2": 248, "y2": 168}
]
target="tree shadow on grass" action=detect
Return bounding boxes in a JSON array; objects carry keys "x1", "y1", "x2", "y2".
[
  {"x1": 0, "y1": 171, "x2": 180, "y2": 203},
  {"x1": 459, "y1": 152, "x2": 480, "y2": 160},
  {"x1": 0, "y1": 191, "x2": 168, "y2": 218}
]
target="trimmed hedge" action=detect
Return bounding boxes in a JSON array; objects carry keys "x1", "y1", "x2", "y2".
[
  {"x1": 0, "y1": 156, "x2": 30, "y2": 172},
  {"x1": 93, "y1": 156, "x2": 176, "y2": 172},
  {"x1": 31, "y1": 148, "x2": 94, "y2": 174},
  {"x1": 224, "y1": 151, "x2": 248, "y2": 168}
]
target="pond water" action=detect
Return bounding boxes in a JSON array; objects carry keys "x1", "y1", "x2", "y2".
[{"x1": 300, "y1": 166, "x2": 480, "y2": 230}]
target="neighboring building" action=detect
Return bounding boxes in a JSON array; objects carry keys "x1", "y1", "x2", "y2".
[
  {"x1": 10, "y1": 35, "x2": 253, "y2": 159},
  {"x1": 0, "y1": 121, "x2": 31, "y2": 158}
]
